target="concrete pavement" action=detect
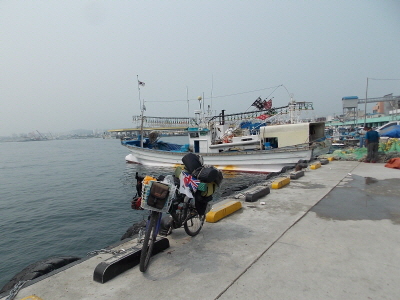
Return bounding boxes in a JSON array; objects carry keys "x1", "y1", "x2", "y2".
[{"x1": 2, "y1": 161, "x2": 400, "y2": 300}]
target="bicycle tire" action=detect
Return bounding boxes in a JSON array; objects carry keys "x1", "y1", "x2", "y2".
[
  {"x1": 183, "y1": 205, "x2": 204, "y2": 237},
  {"x1": 139, "y1": 211, "x2": 160, "y2": 272}
]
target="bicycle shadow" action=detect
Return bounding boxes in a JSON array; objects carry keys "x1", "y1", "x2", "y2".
[{"x1": 139, "y1": 218, "x2": 257, "y2": 280}]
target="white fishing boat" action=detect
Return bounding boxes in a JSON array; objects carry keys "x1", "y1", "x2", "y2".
[{"x1": 121, "y1": 99, "x2": 330, "y2": 173}]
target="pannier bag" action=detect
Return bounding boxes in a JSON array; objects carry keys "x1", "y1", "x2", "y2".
[
  {"x1": 194, "y1": 191, "x2": 213, "y2": 215},
  {"x1": 214, "y1": 169, "x2": 223, "y2": 186},
  {"x1": 182, "y1": 153, "x2": 203, "y2": 173},
  {"x1": 193, "y1": 166, "x2": 223, "y2": 186},
  {"x1": 147, "y1": 182, "x2": 170, "y2": 209},
  {"x1": 174, "y1": 165, "x2": 183, "y2": 178},
  {"x1": 131, "y1": 196, "x2": 143, "y2": 210}
]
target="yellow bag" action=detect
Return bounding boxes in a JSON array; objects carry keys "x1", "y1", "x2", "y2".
[
  {"x1": 143, "y1": 175, "x2": 156, "y2": 185},
  {"x1": 201, "y1": 182, "x2": 218, "y2": 197}
]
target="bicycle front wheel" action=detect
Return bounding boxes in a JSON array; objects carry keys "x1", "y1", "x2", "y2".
[
  {"x1": 183, "y1": 205, "x2": 204, "y2": 237},
  {"x1": 140, "y1": 211, "x2": 160, "y2": 272}
]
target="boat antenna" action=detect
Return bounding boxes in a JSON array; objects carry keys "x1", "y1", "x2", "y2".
[
  {"x1": 211, "y1": 74, "x2": 213, "y2": 114},
  {"x1": 198, "y1": 95, "x2": 202, "y2": 110},
  {"x1": 203, "y1": 92, "x2": 205, "y2": 114},
  {"x1": 186, "y1": 86, "x2": 189, "y2": 119},
  {"x1": 364, "y1": 77, "x2": 368, "y2": 127}
]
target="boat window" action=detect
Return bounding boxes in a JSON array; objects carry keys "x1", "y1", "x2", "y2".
[
  {"x1": 264, "y1": 137, "x2": 278, "y2": 148},
  {"x1": 200, "y1": 131, "x2": 208, "y2": 136},
  {"x1": 189, "y1": 132, "x2": 199, "y2": 138}
]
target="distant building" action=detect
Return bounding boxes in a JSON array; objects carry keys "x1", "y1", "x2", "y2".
[{"x1": 372, "y1": 94, "x2": 400, "y2": 115}]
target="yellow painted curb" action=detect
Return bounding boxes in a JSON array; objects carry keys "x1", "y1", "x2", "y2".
[
  {"x1": 206, "y1": 200, "x2": 242, "y2": 223},
  {"x1": 327, "y1": 157, "x2": 335, "y2": 161},
  {"x1": 310, "y1": 162, "x2": 321, "y2": 169},
  {"x1": 20, "y1": 296, "x2": 43, "y2": 300},
  {"x1": 271, "y1": 177, "x2": 290, "y2": 189}
]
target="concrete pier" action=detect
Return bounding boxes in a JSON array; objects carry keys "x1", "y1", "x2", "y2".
[{"x1": 2, "y1": 161, "x2": 400, "y2": 300}]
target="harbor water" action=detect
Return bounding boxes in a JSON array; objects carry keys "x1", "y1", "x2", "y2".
[{"x1": 0, "y1": 136, "x2": 266, "y2": 288}]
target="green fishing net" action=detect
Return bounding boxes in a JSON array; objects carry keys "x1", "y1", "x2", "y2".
[{"x1": 320, "y1": 138, "x2": 400, "y2": 162}]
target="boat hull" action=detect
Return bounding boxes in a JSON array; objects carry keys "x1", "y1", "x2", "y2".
[{"x1": 124, "y1": 145, "x2": 312, "y2": 173}]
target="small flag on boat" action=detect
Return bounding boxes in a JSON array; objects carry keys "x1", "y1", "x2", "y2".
[
  {"x1": 256, "y1": 114, "x2": 270, "y2": 120},
  {"x1": 251, "y1": 97, "x2": 264, "y2": 110},
  {"x1": 263, "y1": 99, "x2": 272, "y2": 110},
  {"x1": 138, "y1": 80, "x2": 145, "y2": 86}
]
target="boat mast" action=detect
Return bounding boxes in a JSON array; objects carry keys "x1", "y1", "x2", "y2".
[
  {"x1": 137, "y1": 75, "x2": 145, "y2": 148},
  {"x1": 140, "y1": 101, "x2": 145, "y2": 148},
  {"x1": 289, "y1": 93, "x2": 295, "y2": 124}
]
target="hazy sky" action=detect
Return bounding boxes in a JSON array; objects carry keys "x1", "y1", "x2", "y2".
[{"x1": 1, "y1": 1, "x2": 400, "y2": 136}]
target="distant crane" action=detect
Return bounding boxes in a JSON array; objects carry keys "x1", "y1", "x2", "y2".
[{"x1": 36, "y1": 130, "x2": 46, "y2": 140}]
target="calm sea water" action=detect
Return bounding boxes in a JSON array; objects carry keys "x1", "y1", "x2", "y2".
[{"x1": 0, "y1": 137, "x2": 266, "y2": 288}]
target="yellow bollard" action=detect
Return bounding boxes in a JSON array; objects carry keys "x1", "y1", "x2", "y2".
[
  {"x1": 271, "y1": 177, "x2": 290, "y2": 189},
  {"x1": 310, "y1": 162, "x2": 321, "y2": 170},
  {"x1": 206, "y1": 200, "x2": 242, "y2": 223}
]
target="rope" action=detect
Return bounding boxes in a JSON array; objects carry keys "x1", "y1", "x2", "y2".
[
  {"x1": 5, "y1": 280, "x2": 29, "y2": 300},
  {"x1": 87, "y1": 249, "x2": 127, "y2": 256}
]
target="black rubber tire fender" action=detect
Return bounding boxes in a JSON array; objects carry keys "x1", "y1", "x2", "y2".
[{"x1": 0, "y1": 256, "x2": 80, "y2": 294}]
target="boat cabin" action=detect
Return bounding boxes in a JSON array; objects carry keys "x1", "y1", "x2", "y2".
[
  {"x1": 187, "y1": 127, "x2": 212, "y2": 153},
  {"x1": 187, "y1": 123, "x2": 261, "y2": 154},
  {"x1": 259, "y1": 122, "x2": 325, "y2": 148},
  {"x1": 187, "y1": 122, "x2": 325, "y2": 153}
]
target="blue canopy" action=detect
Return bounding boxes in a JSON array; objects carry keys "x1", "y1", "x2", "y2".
[{"x1": 381, "y1": 125, "x2": 400, "y2": 138}]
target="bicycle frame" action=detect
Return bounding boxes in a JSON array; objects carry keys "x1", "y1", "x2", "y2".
[
  {"x1": 146, "y1": 211, "x2": 162, "y2": 235},
  {"x1": 167, "y1": 195, "x2": 192, "y2": 228}
]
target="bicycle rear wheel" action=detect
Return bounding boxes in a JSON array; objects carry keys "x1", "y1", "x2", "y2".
[
  {"x1": 183, "y1": 205, "x2": 204, "y2": 236},
  {"x1": 140, "y1": 211, "x2": 160, "y2": 272}
]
